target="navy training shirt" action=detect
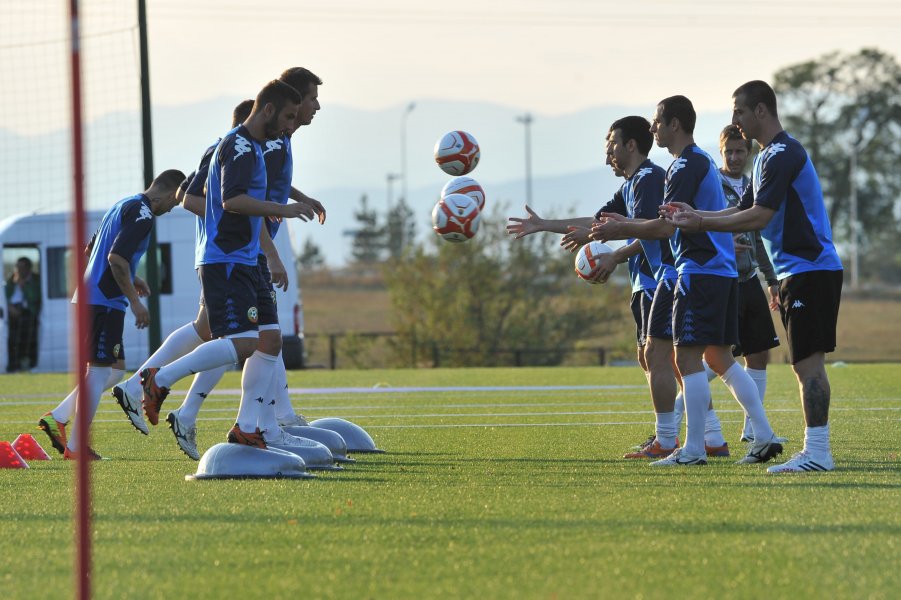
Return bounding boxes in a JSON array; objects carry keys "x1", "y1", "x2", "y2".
[
  {"x1": 742, "y1": 131, "x2": 842, "y2": 278},
  {"x1": 202, "y1": 125, "x2": 267, "y2": 266},
  {"x1": 622, "y1": 159, "x2": 677, "y2": 284},
  {"x1": 185, "y1": 140, "x2": 218, "y2": 268},
  {"x1": 595, "y1": 188, "x2": 654, "y2": 293},
  {"x1": 84, "y1": 194, "x2": 155, "y2": 311},
  {"x1": 664, "y1": 144, "x2": 737, "y2": 277},
  {"x1": 261, "y1": 134, "x2": 293, "y2": 241}
]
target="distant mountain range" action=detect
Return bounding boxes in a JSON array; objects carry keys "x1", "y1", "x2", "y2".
[{"x1": 0, "y1": 98, "x2": 733, "y2": 266}]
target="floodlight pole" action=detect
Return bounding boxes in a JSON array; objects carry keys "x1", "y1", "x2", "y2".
[
  {"x1": 401, "y1": 102, "x2": 415, "y2": 204},
  {"x1": 68, "y1": 1, "x2": 91, "y2": 599},
  {"x1": 138, "y1": 0, "x2": 161, "y2": 350},
  {"x1": 516, "y1": 113, "x2": 534, "y2": 205}
]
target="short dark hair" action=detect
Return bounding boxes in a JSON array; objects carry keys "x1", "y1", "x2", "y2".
[
  {"x1": 733, "y1": 80, "x2": 778, "y2": 118},
  {"x1": 279, "y1": 67, "x2": 323, "y2": 98},
  {"x1": 254, "y1": 80, "x2": 303, "y2": 115},
  {"x1": 658, "y1": 95, "x2": 696, "y2": 134},
  {"x1": 610, "y1": 116, "x2": 654, "y2": 155},
  {"x1": 232, "y1": 99, "x2": 254, "y2": 127},
  {"x1": 153, "y1": 169, "x2": 187, "y2": 191},
  {"x1": 719, "y1": 124, "x2": 751, "y2": 151}
]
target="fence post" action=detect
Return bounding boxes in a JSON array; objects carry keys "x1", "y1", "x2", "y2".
[
  {"x1": 514, "y1": 350, "x2": 522, "y2": 367},
  {"x1": 329, "y1": 334, "x2": 337, "y2": 370},
  {"x1": 432, "y1": 343, "x2": 440, "y2": 368},
  {"x1": 598, "y1": 347, "x2": 606, "y2": 366}
]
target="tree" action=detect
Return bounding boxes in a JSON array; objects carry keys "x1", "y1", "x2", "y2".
[
  {"x1": 298, "y1": 237, "x2": 324, "y2": 270},
  {"x1": 383, "y1": 197, "x2": 417, "y2": 259},
  {"x1": 349, "y1": 194, "x2": 385, "y2": 264},
  {"x1": 383, "y1": 203, "x2": 623, "y2": 367},
  {"x1": 773, "y1": 48, "x2": 901, "y2": 285}
]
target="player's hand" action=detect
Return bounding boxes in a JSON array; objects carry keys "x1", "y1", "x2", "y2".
[
  {"x1": 300, "y1": 197, "x2": 327, "y2": 224},
  {"x1": 768, "y1": 283, "x2": 780, "y2": 311},
  {"x1": 664, "y1": 203, "x2": 702, "y2": 232},
  {"x1": 282, "y1": 202, "x2": 313, "y2": 222},
  {"x1": 591, "y1": 252, "x2": 618, "y2": 283},
  {"x1": 506, "y1": 205, "x2": 544, "y2": 239},
  {"x1": 561, "y1": 226, "x2": 591, "y2": 252},
  {"x1": 133, "y1": 276, "x2": 150, "y2": 298},
  {"x1": 131, "y1": 301, "x2": 150, "y2": 329},
  {"x1": 268, "y1": 254, "x2": 289, "y2": 291},
  {"x1": 590, "y1": 213, "x2": 625, "y2": 242},
  {"x1": 733, "y1": 234, "x2": 752, "y2": 253}
]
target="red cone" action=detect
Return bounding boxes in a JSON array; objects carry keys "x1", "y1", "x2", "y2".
[
  {"x1": 0, "y1": 441, "x2": 29, "y2": 469},
  {"x1": 13, "y1": 434, "x2": 51, "y2": 460}
]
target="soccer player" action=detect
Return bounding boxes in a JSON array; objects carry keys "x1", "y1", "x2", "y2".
[
  {"x1": 119, "y1": 79, "x2": 312, "y2": 450},
  {"x1": 665, "y1": 81, "x2": 843, "y2": 473},
  {"x1": 593, "y1": 95, "x2": 781, "y2": 466},
  {"x1": 36, "y1": 169, "x2": 185, "y2": 459}
]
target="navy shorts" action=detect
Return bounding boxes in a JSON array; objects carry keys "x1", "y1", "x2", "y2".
[
  {"x1": 630, "y1": 290, "x2": 653, "y2": 346},
  {"x1": 673, "y1": 273, "x2": 739, "y2": 347},
  {"x1": 778, "y1": 269, "x2": 843, "y2": 364},
  {"x1": 87, "y1": 305, "x2": 125, "y2": 364},
  {"x1": 648, "y1": 278, "x2": 675, "y2": 340},
  {"x1": 256, "y1": 254, "x2": 279, "y2": 327},
  {"x1": 733, "y1": 277, "x2": 780, "y2": 357},
  {"x1": 199, "y1": 262, "x2": 261, "y2": 338}
]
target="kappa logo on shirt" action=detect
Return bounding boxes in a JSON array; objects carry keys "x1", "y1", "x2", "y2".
[
  {"x1": 136, "y1": 203, "x2": 153, "y2": 222},
  {"x1": 233, "y1": 134, "x2": 253, "y2": 161},
  {"x1": 263, "y1": 139, "x2": 283, "y2": 155},
  {"x1": 764, "y1": 143, "x2": 787, "y2": 161},
  {"x1": 792, "y1": 299, "x2": 805, "y2": 309},
  {"x1": 633, "y1": 167, "x2": 652, "y2": 183},
  {"x1": 668, "y1": 158, "x2": 687, "y2": 179}
]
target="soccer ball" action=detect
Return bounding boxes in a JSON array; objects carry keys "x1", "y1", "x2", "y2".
[
  {"x1": 441, "y1": 176, "x2": 485, "y2": 211},
  {"x1": 574, "y1": 241, "x2": 614, "y2": 283},
  {"x1": 432, "y1": 193, "x2": 481, "y2": 242},
  {"x1": 434, "y1": 130, "x2": 480, "y2": 176}
]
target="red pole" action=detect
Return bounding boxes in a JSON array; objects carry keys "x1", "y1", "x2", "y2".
[{"x1": 68, "y1": 1, "x2": 92, "y2": 599}]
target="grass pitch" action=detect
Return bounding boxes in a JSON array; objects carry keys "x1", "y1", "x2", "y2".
[{"x1": 1, "y1": 364, "x2": 899, "y2": 599}]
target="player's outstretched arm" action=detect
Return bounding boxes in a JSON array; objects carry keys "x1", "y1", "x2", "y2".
[
  {"x1": 507, "y1": 205, "x2": 594, "y2": 239},
  {"x1": 561, "y1": 225, "x2": 592, "y2": 252},
  {"x1": 665, "y1": 203, "x2": 773, "y2": 233},
  {"x1": 182, "y1": 193, "x2": 205, "y2": 217},
  {"x1": 108, "y1": 252, "x2": 149, "y2": 329},
  {"x1": 290, "y1": 187, "x2": 326, "y2": 224},
  {"x1": 223, "y1": 195, "x2": 312, "y2": 220},
  {"x1": 591, "y1": 213, "x2": 672, "y2": 241}
]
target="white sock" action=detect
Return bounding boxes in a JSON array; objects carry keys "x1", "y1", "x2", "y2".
[
  {"x1": 155, "y1": 339, "x2": 237, "y2": 390},
  {"x1": 655, "y1": 412, "x2": 677, "y2": 449},
  {"x1": 804, "y1": 424, "x2": 831, "y2": 456},
  {"x1": 744, "y1": 367, "x2": 767, "y2": 438},
  {"x1": 681, "y1": 372, "x2": 710, "y2": 456},
  {"x1": 259, "y1": 374, "x2": 281, "y2": 439},
  {"x1": 704, "y1": 409, "x2": 726, "y2": 447},
  {"x1": 177, "y1": 365, "x2": 228, "y2": 427},
  {"x1": 52, "y1": 367, "x2": 125, "y2": 424},
  {"x1": 123, "y1": 323, "x2": 205, "y2": 396},
  {"x1": 236, "y1": 351, "x2": 278, "y2": 432},
  {"x1": 67, "y1": 365, "x2": 110, "y2": 451},
  {"x1": 702, "y1": 360, "x2": 717, "y2": 382},
  {"x1": 673, "y1": 391, "x2": 685, "y2": 435},
  {"x1": 272, "y1": 353, "x2": 296, "y2": 420},
  {"x1": 52, "y1": 388, "x2": 77, "y2": 423},
  {"x1": 720, "y1": 362, "x2": 774, "y2": 443}
]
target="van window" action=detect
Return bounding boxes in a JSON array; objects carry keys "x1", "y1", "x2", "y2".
[
  {"x1": 46, "y1": 242, "x2": 173, "y2": 298},
  {"x1": 46, "y1": 246, "x2": 73, "y2": 299}
]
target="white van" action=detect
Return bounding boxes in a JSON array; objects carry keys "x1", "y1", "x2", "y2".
[{"x1": 0, "y1": 208, "x2": 305, "y2": 373}]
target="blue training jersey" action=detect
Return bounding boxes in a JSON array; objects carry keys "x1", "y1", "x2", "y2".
[
  {"x1": 664, "y1": 144, "x2": 737, "y2": 277},
  {"x1": 622, "y1": 159, "x2": 677, "y2": 284},
  {"x1": 202, "y1": 125, "x2": 267, "y2": 266},
  {"x1": 83, "y1": 194, "x2": 155, "y2": 311},
  {"x1": 261, "y1": 134, "x2": 293, "y2": 241},
  {"x1": 595, "y1": 189, "x2": 655, "y2": 293},
  {"x1": 185, "y1": 140, "x2": 218, "y2": 268},
  {"x1": 741, "y1": 131, "x2": 843, "y2": 278}
]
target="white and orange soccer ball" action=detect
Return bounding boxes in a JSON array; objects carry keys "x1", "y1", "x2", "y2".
[
  {"x1": 574, "y1": 241, "x2": 614, "y2": 283},
  {"x1": 441, "y1": 176, "x2": 485, "y2": 211},
  {"x1": 432, "y1": 193, "x2": 481, "y2": 243},
  {"x1": 434, "y1": 130, "x2": 480, "y2": 176}
]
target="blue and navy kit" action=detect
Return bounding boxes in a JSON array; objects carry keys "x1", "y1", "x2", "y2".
[
  {"x1": 202, "y1": 125, "x2": 267, "y2": 266},
  {"x1": 84, "y1": 194, "x2": 154, "y2": 311},
  {"x1": 595, "y1": 190, "x2": 655, "y2": 293},
  {"x1": 261, "y1": 134, "x2": 293, "y2": 241},
  {"x1": 664, "y1": 144, "x2": 737, "y2": 277},
  {"x1": 740, "y1": 131, "x2": 843, "y2": 278},
  {"x1": 185, "y1": 141, "x2": 218, "y2": 268},
  {"x1": 622, "y1": 159, "x2": 677, "y2": 284}
]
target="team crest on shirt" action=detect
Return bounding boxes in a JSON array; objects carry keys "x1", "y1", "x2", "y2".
[
  {"x1": 233, "y1": 134, "x2": 252, "y2": 161},
  {"x1": 270, "y1": 290, "x2": 277, "y2": 306},
  {"x1": 136, "y1": 203, "x2": 153, "y2": 222},
  {"x1": 113, "y1": 344, "x2": 121, "y2": 358},
  {"x1": 263, "y1": 139, "x2": 283, "y2": 155},
  {"x1": 247, "y1": 306, "x2": 258, "y2": 323}
]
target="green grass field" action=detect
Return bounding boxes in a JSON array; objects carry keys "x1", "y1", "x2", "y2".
[{"x1": 1, "y1": 364, "x2": 899, "y2": 599}]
